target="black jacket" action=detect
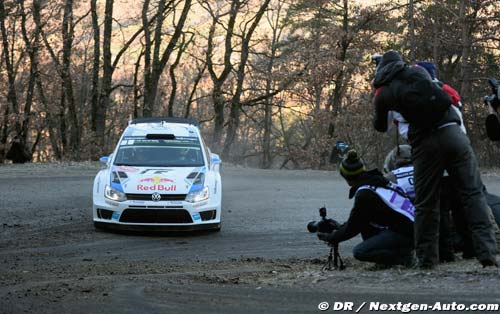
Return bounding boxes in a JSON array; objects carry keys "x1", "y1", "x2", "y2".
[
  {"x1": 329, "y1": 169, "x2": 414, "y2": 244},
  {"x1": 485, "y1": 114, "x2": 500, "y2": 141},
  {"x1": 372, "y1": 62, "x2": 460, "y2": 146}
]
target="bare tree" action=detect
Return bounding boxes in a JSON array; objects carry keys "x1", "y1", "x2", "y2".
[
  {"x1": 262, "y1": 0, "x2": 287, "y2": 168},
  {"x1": 408, "y1": 0, "x2": 416, "y2": 63},
  {"x1": 221, "y1": 0, "x2": 272, "y2": 158},
  {"x1": 166, "y1": 33, "x2": 194, "y2": 117},
  {"x1": 61, "y1": 0, "x2": 80, "y2": 157},
  {"x1": 32, "y1": 0, "x2": 62, "y2": 159},
  {"x1": 203, "y1": 0, "x2": 241, "y2": 148},
  {"x1": 0, "y1": 0, "x2": 21, "y2": 161},
  {"x1": 95, "y1": 0, "x2": 114, "y2": 155},
  {"x1": 184, "y1": 62, "x2": 206, "y2": 119},
  {"x1": 90, "y1": 0, "x2": 100, "y2": 136},
  {"x1": 142, "y1": 0, "x2": 192, "y2": 117}
]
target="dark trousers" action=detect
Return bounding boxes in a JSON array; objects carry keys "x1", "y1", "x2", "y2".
[
  {"x1": 412, "y1": 125, "x2": 497, "y2": 265},
  {"x1": 439, "y1": 179, "x2": 455, "y2": 261},
  {"x1": 353, "y1": 229, "x2": 414, "y2": 265},
  {"x1": 485, "y1": 189, "x2": 500, "y2": 226}
]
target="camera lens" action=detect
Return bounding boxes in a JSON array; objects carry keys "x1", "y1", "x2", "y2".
[{"x1": 307, "y1": 221, "x2": 318, "y2": 233}]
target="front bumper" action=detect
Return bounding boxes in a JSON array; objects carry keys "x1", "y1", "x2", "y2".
[{"x1": 92, "y1": 197, "x2": 221, "y2": 230}]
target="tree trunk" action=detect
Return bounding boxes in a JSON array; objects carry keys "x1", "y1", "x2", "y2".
[
  {"x1": 432, "y1": 1, "x2": 439, "y2": 63},
  {"x1": 0, "y1": 1, "x2": 21, "y2": 134},
  {"x1": 141, "y1": 0, "x2": 153, "y2": 117},
  {"x1": 167, "y1": 35, "x2": 184, "y2": 117},
  {"x1": 143, "y1": 0, "x2": 191, "y2": 117},
  {"x1": 184, "y1": 63, "x2": 205, "y2": 119},
  {"x1": 133, "y1": 50, "x2": 145, "y2": 118},
  {"x1": 62, "y1": 0, "x2": 80, "y2": 157},
  {"x1": 58, "y1": 88, "x2": 67, "y2": 154},
  {"x1": 36, "y1": 72, "x2": 62, "y2": 160},
  {"x1": 212, "y1": 84, "x2": 225, "y2": 149},
  {"x1": 18, "y1": 0, "x2": 44, "y2": 161},
  {"x1": 0, "y1": 104, "x2": 8, "y2": 162},
  {"x1": 0, "y1": 1, "x2": 21, "y2": 162},
  {"x1": 327, "y1": 0, "x2": 349, "y2": 118},
  {"x1": 90, "y1": 0, "x2": 100, "y2": 130},
  {"x1": 408, "y1": 0, "x2": 416, "y2": 63},
  {"x1": 205, "y1": 1, "x2": 240, "y2": 148},
  {"x1": 262, "y1": 1, "x2": 284, "y2": 168},
  {"x1": 458, "y1": 0, "x2": 471, "y2": 101},
  {"x1": 95, "y1": 0, "x2": 114, "y2": 156},
  {"x1": 222, "y1": 0, "x2": 271, "y2": 159}
]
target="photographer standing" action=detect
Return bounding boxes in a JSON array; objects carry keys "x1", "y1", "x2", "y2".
[
  {"x1": 318, "y1": 150, "x2": 415, "y2": 267},
  {"x1": 485, "y1": 80, "x2": 500, "y2": 141},
  {"x1": 372, "y1": 50, "x2": 497, "y2": 268}
]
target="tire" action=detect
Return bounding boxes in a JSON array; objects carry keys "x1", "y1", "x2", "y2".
[{"x1": 214, "y1": 223, "x2": 222, "y2": 232}]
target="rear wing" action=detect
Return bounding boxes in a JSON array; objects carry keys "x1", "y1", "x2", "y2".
[{"x1": 129, "y1": 117, "x2": 200, "y2": 127}]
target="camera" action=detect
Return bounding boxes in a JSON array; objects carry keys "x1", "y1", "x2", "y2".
[
  {"x1": 307, "y1": 207, "x2": 341, "y2": 234},
  {"x1": 371, "y1": 54, "x2": 382, "y2": 67},
  {"x1": 329, "y1": 141, "x2": 350, "y2": 164},
  {"x1": 307, "y1": 207, "x2": 345, "y2": 270},
  {"x1": 484, "y1": 78, "x2": 500, "y2": 110}
]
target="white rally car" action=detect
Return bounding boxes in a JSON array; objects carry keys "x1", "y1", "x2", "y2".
[{"x1": 93, "y1": 118, "x2": 222, "y2": 231}]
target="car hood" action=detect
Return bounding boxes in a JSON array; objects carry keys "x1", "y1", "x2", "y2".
[{"x1": 109, "y1": 165, "x2": 206, "y2": 195}]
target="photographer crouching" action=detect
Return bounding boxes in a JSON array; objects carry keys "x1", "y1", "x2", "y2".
[
  {"x1": 484, "y1": 78, "x2": 500, "y2": 141},
  {"x1": 317, "y1": 150, "x2": 415, "y2": 268}
]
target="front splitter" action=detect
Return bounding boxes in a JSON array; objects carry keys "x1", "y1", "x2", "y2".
[{"x1": 94, "y1": 221, "x2": 221, "y2": 232}]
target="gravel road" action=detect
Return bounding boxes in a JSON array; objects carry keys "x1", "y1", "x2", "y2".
[{"x1": 1, "y1": 163, "x2": 500, "y2": 314}]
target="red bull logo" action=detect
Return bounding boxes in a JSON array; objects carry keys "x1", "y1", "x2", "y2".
[
  {"x1": 137, "y1": 184, "x2": 176, "y2": 191},
  {"x1": 139, "y1": 176, "x2": 174, "y2": 184},
  {"x1": 137, "y1": 176, "x2": 176, "y2": 191}
]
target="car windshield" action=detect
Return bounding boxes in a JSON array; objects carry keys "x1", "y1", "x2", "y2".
[{"x1": 113, "y1": 136, "x2": 205, "y2": 167}]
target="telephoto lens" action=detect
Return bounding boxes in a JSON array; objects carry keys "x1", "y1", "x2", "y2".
[{"x1": 307, "y1": 221, "x2": 320, "y2": 233}]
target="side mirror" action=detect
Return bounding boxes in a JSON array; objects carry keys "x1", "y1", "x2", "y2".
[
  {"x1": 211, "y1": 154, "x2": 221, "y2": 171},
  {"x1": 99, "y1": 156, "x2": 109, "y2": 164},
  {"x1": 100, "y1": 154, "x2": 113, "y2": 166}
]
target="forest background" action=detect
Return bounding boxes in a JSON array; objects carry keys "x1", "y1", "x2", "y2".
[{"x1": 1, "y1": 0, "x2": 499, "y2": 169}]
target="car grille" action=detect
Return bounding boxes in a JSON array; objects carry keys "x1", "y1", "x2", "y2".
[
  {"x1": 119, "y1": 208, "x2": 193, "y2": 223},
  {"x1": 126, "y1": 193, "x2": 187, "y2": 201},
  {"x1": 200, "y1": 210, "x2": 216, "y2": 221}
]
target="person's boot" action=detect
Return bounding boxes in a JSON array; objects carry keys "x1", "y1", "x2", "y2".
[
  {"x1": 439, "y1": 252, "x2": 455, "y2": 263},
  {"x1": 480, "y1": 259, "x2": 499, "y2": 268}
]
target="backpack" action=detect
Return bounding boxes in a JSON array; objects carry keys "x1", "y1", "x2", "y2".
[{"x1": 390, "y1": 66, "x2": 452, "y2": 129}]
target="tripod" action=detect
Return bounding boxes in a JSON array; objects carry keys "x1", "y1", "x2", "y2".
[{"x1": 322, "y1": 244, "x2": 346, "y2": 271}]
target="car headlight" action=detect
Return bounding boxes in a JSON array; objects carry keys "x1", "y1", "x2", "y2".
[
  {"x1": 185, "y1": 186, "x2": 209, "y2": 203},
  {"x1": 105, "y1": 185, "x2": 127, "y2": 202}
]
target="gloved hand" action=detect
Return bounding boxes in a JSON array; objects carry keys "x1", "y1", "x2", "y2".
[
  {"x1": 491, "y1": 96, "x2": 500, "y2": 111},
  {"x1": 317, "y1": 231, "x2": 336, "y2": 243}
]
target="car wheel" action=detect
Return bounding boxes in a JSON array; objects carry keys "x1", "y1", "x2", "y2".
[
  {"x1": 214, "y1": 223, "x2": 222, "y2": 232},
  {"x1": 94, "y1": 221, "x2": 106, "y2": 230}
]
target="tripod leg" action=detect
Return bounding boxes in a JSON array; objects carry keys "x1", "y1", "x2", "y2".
[{"x1": 322, "y1": 248, "x2": 334, "y2": 271}]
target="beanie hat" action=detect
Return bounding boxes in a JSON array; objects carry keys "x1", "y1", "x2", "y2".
[
  {"x1": 340, "y1": 150, "x2": 365, "y2": 180},
  {"x1": 416, "y1": 61, "x2": 437, "y2": 80},
  {"x1": 383, "y1": 145, "x2": 412, "y2": 173},
  {"x1": 377, "y1": 50, "x2": 403, "y2": 70}
]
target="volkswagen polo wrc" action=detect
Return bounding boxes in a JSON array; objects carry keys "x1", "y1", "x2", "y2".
[{"x1": 93, "y1": 118, "x2": 222, "y2": 231}]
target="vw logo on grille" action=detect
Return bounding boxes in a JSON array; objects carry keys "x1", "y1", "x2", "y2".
[{"x1": 151, "y1": 192, "x2": 161, "y2": 202}]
